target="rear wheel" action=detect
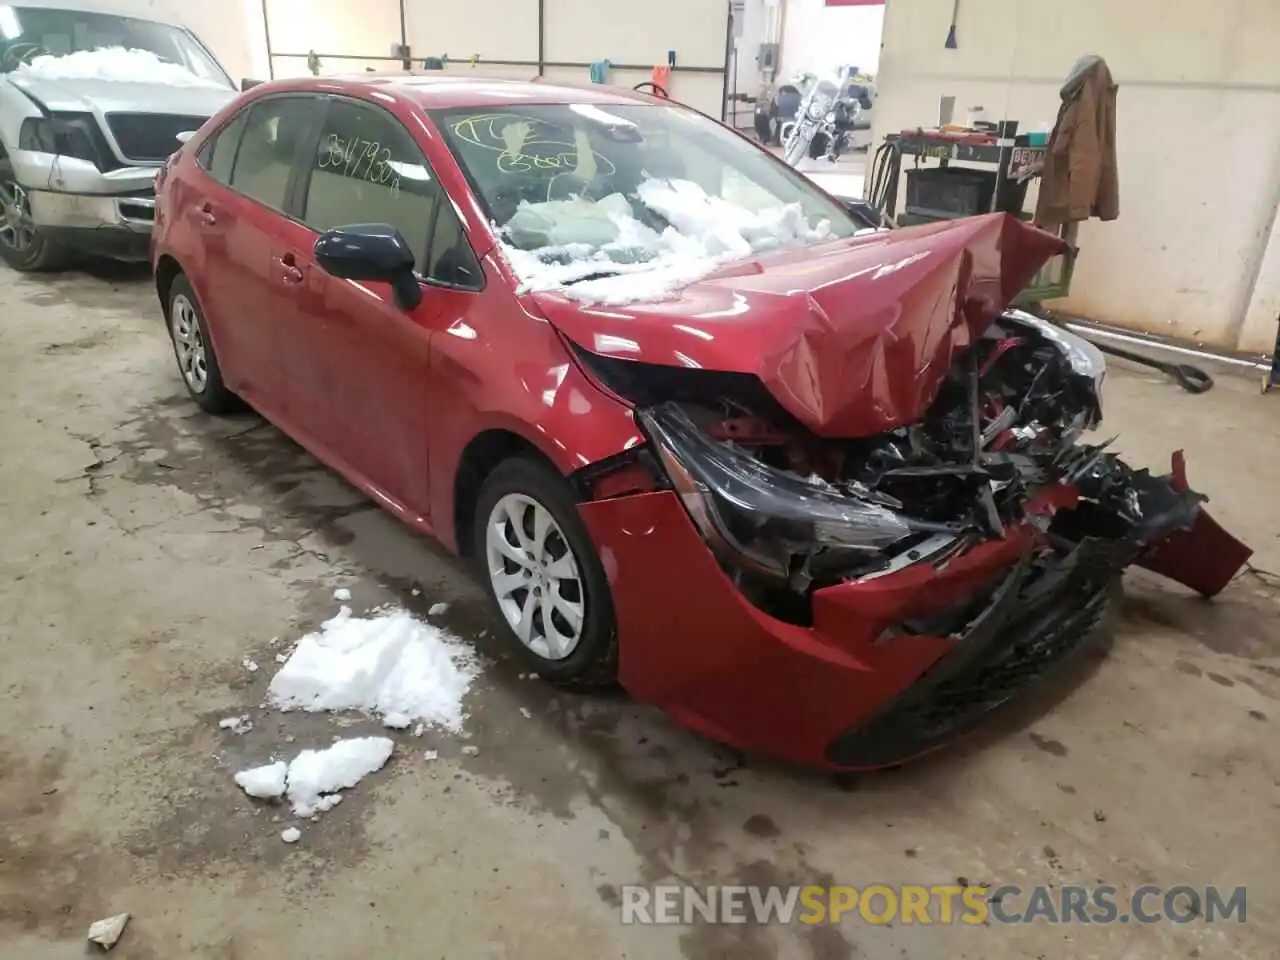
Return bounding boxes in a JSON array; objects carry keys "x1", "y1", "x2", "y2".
[
  {"x1": 0, "y1": 151, "x2": 67, "y2": 271},
  {"x1": 166, "y1": 274, "x2": 241, "y2": 414},
  {"x1": 473, "y1": 457, "x2": 618, "y2": 690}
]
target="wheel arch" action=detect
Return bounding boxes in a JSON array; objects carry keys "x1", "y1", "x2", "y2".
[
  {"x1": 154, "y1": 254, "x2": 185, "y2": 320},
  {"x1": 451, "y1": 427, "x2": 564, "y2": 559}
]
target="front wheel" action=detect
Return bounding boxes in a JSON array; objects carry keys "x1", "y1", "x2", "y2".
[
  {"x1": 778, "y1": 122, "x2": 808, "y2": 167},
  {"x1": 473, "y1": 457, "x2": 618, "y2": 690},
  {"x1": 0, "y1": 153, "x2": 67, "y2": 271},
  {"x1": 783, "y1": 129, "x2": 810, "y2": 167}
]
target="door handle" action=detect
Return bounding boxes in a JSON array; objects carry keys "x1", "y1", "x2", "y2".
[
  {"x1": 197, "y1": 204, "x2": 217, "y2": 226},
  {"x1": 274, "y1": 253, "x2": 304, "y2": 285}
]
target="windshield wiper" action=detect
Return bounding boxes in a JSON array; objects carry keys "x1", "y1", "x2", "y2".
[{"x1": 563, "y1": 269, "x2": 626, "y2": 285}]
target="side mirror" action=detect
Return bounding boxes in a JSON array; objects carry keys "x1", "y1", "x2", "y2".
[
  {"x1": 240, "y1": 78, "x2": 264, "y2": 91},
  {"x1": 314, "y1": 224, "x2": 422, "y2": 310},
  {"x1": 842, "y1": 198, "x2": 882, "y2": 230}
]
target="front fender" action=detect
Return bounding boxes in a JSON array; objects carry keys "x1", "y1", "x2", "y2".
[{"x1": 425, "y1": 273, "x2": 643, "y2": 551}]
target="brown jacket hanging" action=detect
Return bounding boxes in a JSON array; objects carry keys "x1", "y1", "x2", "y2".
[{"x1": 1035, "y1": 56, "x2": 1119, "y2": 226}]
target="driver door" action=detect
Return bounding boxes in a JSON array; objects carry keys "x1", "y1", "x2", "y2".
[{"x1": 287, "y1": 96, "x2": 480, "y2": 518}]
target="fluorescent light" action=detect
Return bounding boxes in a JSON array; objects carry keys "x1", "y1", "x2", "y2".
[{"x1": 0, "y1": 6, "x2": 22, "y2": 40}]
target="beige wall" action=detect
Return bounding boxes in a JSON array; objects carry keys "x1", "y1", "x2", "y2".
[
  {"x1": 779, "y1": 0, "x2": 883, "y2": 79},
  {"x1": 251, "y1": 0, "x2": 728, "y2": 118},
  {"x1": 873, "y1": 0, "x2": 1280, "y2": 354}
]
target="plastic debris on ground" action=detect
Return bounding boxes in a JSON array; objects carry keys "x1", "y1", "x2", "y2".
[
  {"x1": 266, "y1": 606, "x2": 479, "y2": 732},
  {"x1": 218, "y1": 715, "x2": 253, "y2": 735},
  {"x1": 332, "y1": 588, "x2": 351, "y2": 601},
  {"x1": 427, "y1": 602, "x2": 449, "y2": 616},
  {"x1": 280, "y1": 826, "x2": 302, "y2": 844},
  {"x1": 87, "y1": 913, "x2": 130, "y2": 950},
  {"x1": 499, "y1": 177, "x2": 833, "y2": 306},
  {"x1": 16, "y1": 48, "x2": 229, "y2": 88}
]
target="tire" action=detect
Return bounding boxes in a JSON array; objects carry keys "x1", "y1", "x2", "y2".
[
  {"x1": 783, "y1": 129, "x2": 809, "y2": 167},
  {"x1": 166, "y1": 274, "x2": 241, "y2": 414},
  {"x1": 473, "y1": 457, "x2": 618, "y2": 690},
  {"x1": 0, "y1": 152, "x2": 67, "y2": 272}
]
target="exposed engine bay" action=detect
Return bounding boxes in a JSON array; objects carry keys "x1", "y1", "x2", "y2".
[{"x1": 573, "y1": 310, "x2": 1240, "y2": 623}]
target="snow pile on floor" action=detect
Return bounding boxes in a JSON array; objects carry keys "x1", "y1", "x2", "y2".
[
  {"x1": 234, "y1": 760, "x2": 287, "y2": 799},
  {"x1": 284, "y1": 737, "x2": 394, "y2": 816},
  {"x1": 266, "y1": 606, "x2": 479, "y2": 732},
  {"x1": 500, "y1": 177, "x2": 833, "y2": 306},
  {"x1": 15, "y1": 48, "x2": 230, "y2": 88},
  {"x1": 234, "y1": 736, "x2": 394, "y2": 817}
]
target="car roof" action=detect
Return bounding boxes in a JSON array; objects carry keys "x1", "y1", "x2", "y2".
[{"x1": 253, "y1": 74, "x2": 662, "y2": 111}]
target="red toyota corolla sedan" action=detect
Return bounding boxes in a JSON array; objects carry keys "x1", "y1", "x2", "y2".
[{"x1": 151, "y1": 75, "x2": 1250, "y2": 769}]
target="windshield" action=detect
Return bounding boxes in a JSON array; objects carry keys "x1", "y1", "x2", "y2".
[
  {"x1": 432, "y1": 102, "x2": 861, "y2": 303},
  {"x1": 0, "y1": 5, "x2": 229, "y2": 84}
]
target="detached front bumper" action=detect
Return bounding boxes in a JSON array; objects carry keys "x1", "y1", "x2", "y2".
[
  {"x1": 28, "y1": 190, "x2": 155, "y2": 260},
  {"x1": 579, "y1": 470, "x2": 1249, "y2": 770}
]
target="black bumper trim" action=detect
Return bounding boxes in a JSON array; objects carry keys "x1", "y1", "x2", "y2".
[
  {"x1": 43, "y1": 227, "x2": 152, "y2": 263},
  {"x1": 825, "y1": 537, "x2": 1127, "y2": 768}
]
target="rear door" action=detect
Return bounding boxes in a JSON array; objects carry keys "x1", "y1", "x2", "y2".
[
  {"x1": 188, "y1": 95, "x2": 323, "y2": 421},
  {"x1": 287, "y1": 95, "x2": 485, "y2": 516}
]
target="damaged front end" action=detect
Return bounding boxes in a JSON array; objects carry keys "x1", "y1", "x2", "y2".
[
  {"x1": 551, "y1": 212, "x2": 1253, "y2": 767},
  {"x1": 577, "y1": 308, "x2": 1251, "y2": 627}
]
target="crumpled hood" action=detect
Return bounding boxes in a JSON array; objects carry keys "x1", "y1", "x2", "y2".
[
  {"x1": 5, "y1": 74, "x2": 235, "y2": 117},
  {"x1": 535, "y1": 213, "x2": 1066, "y2": 438}
]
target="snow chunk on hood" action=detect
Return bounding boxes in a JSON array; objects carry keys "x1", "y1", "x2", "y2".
[
  {"x1": 499, "y1": 177, "x2": 834, "y2": 306},
  {"x1": 15, "y1": 47, "x2": 229, "y2": 88}
]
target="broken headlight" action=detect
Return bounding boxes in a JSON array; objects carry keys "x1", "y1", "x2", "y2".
[
  {"x1": 1004, "y1": 309, "x2": 1106, "y2": 391},
  {"x1": 639, "y1": 403, "x2": 916, "y2": 583},
  {"x1": 18, "y1": 113, "x2": 107, "y2": 169}
]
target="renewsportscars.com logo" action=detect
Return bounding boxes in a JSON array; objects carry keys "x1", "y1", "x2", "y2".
[{"x1": 619, "y1": 884, "x2": 1247, "y2": 926}]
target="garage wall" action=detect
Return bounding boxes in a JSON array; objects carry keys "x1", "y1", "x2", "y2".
[
  {"x1": 254, "y1": 0, "x2": 729, "y2": 119},
  {"x1": 873, "y1": 0, "x2": 1280, "y2": 354},
  {"x1": 70, "y1": 0, "x2": 261, "y2": 82},
  {"x1": 779, "y1": 0, "x2": 884, "y2": 80}
]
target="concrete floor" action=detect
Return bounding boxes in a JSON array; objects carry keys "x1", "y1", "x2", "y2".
[{"x1": 1, "y1": 261, "x2": 1278, "y2": 960}]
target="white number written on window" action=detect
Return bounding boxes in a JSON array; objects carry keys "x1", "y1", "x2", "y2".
[{"x1": 318, "y1": 133, "x2": 401, "y2": 197}]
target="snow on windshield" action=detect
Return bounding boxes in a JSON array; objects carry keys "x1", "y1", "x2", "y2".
[
  {"x1": 499, "y1": 177, "x2": 834, "y2": 306},
  {"x1": 15, "y1": 47, "x2": 228, "y2": 87}
]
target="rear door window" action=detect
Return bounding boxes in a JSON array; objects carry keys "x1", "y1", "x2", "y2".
[
  {"x1": 200, "y1": 110, "x2": 249, "y2": 184},
  {"x1": 300, "y1": 98, "x2": 440, "y2": 269}
]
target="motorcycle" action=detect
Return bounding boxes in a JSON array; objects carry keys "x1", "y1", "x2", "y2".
[{"x1": 780, "y1": 66, "x2": 867, "y2": 167}]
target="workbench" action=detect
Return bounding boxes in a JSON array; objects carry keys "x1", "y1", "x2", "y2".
[{"x1": 881, "y1": 129, "x2": 1077, "y2": 304}]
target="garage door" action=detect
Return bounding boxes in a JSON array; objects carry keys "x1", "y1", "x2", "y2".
[{"x1": 261, "y1": 0, "x2": 730, "y2": 120}]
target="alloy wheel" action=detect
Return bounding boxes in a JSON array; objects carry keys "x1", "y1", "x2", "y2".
[
  {"x1": 0, "y1": 177, "x2": 34, "y2": 252},
  {"x1": 170, "y1": 294, "x2": 209, "y2": 393},
  {"x1": 484, "y1": 492, "x2": 585, "y2": 661}
]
